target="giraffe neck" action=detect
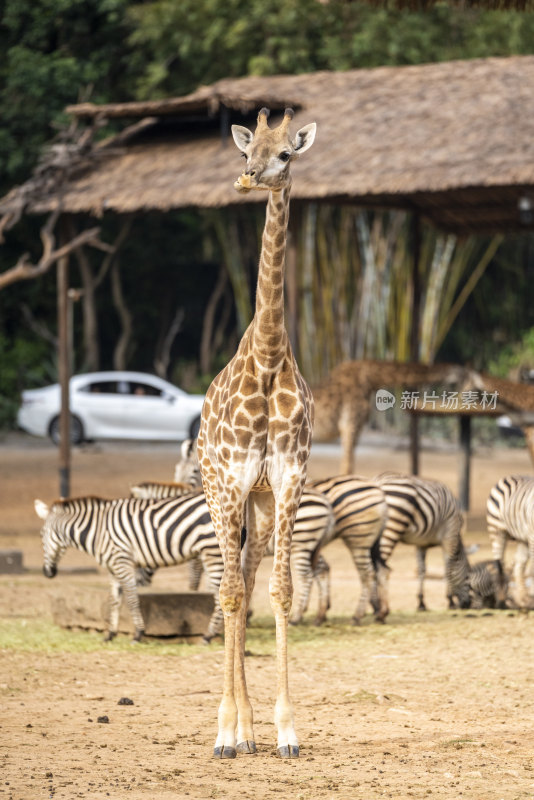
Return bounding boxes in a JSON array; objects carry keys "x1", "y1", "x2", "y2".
[{"x1": 252, "y1": 185, "x2": 290, "y2": 369}]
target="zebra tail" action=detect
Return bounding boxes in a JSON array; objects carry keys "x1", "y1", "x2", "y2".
[{"x1": 371, "y1": 536, "x2": 387, "y2": 572}]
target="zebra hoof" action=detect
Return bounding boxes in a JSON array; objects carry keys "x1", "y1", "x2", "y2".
[
  {"x1": 132, "y1": 629, "x2": 145, "y2": 643},
  {"x1": 103, "y1": 631, "x2": 116, "y2": 642},
  {"x1": 277, "y1": 744, "x2": 299, "y2": 758},
  {"x1": 213, "y1": 746, "x2": 237, "y2": 759},
  {"x1": 236, "y1": 740, "x2": 257, "y2": 754},
  {"x1": 351, "y1": 617, "x2": 361, "y2": 626}
]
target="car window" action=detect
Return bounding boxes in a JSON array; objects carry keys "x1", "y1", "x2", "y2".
[
  {"x1": 130, "y1": 382, "x2": 162, "y2": 397},
  {"x1": 79, "y1": 381, "x2": 122, "y2": 394}
]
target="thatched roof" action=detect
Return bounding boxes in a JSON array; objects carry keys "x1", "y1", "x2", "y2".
[{"x1": 5, "y1": 56, "x2": 534, "y2": 233}]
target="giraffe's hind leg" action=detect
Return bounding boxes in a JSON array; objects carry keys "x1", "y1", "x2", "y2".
[
  {"x1": 235, "y1": 491, "x2": 276, "y2": 754},
  {"x1": 270, "y1": 474, "x2": 305, "y2": 758}
]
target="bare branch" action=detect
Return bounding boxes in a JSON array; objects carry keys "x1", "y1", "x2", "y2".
[
  {"x1": 20, "y1": 303, "x2": 58, "y2": 347},
  {"x1": 0, "y1": 224, "x2": 103, "y2": 290}
]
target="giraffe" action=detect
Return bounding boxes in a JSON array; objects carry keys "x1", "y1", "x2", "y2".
[
  {"x1": 467, "y1": 370, "x2": 534, "y2": 467},
  {"x1": 311, "y1": 359, "x2": 466, "y2": 473},
  {"x1": 197, "y1": 107, "x2": 317, "y2": 759}
]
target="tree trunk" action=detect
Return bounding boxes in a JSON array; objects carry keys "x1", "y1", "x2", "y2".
[
  {"x1": 199, "y1": 263, "x2": 228, "y2": 374},
  {"x1": 111, "y1": 259, "x2": 133, "y2": 370}
]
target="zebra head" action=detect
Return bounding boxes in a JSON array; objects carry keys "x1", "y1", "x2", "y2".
[
  {"x1": 34, "y1": 499, "x2": 67, "y2": 578},
  {"x1": 174, "y1": 438, "x2": 201, "y2": 487},
  {"x1": 446, "y1": 538, "x2": 472, "y2": 609}
]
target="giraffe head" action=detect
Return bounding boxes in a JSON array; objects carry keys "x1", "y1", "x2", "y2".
[{"x1": 232, "y1": 107, "x2": 316, "y2": 193}]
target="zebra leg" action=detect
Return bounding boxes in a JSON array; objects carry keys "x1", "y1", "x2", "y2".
[
  {"x1": 343, "y1": 537, "x2": 374, "y2": 624},
  {"x1": 373, "y1": 561, "x2": 391, "y2": 622},
  {"x1": 416, "y1": 547, "x2": 428, "y2": 611},
  {"x1": 513, "y1": 541, "x2": 529, "y2": 608},
  {"x1": 200, "y1": 552, "x2": 224, "y2": 643},
  {"x1": 312, "y1": 554, "x2": 331, "y2": 626},
  {"x1": 289, "y1": 554, "x2": 314, "y2": 625},
  {"x1": 188, "y1": 556, "x2": 203, "y2": 591},
  {"x1": 108, "y1": 562, "x2": 145, "y2": 642},
  {"x1": 104, "y1": 577, "x2": 122, "y2": 641}
]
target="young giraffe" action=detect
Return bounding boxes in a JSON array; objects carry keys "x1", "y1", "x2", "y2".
[{"x1": 197, "y1": 107, "x2": 316, "y2": 760}]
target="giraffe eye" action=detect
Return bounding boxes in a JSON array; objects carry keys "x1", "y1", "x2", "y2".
[{"x1": 279, "y1": 152, "x2": 291, "y2": 162}]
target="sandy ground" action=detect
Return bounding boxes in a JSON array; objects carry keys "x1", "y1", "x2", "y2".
[{"x1": 1, "y1": 431, "x2": 534, "y2": 800}]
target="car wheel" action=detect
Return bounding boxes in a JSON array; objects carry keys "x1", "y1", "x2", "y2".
[
  {"x1": 189, "y1": 416, "x2": 201, "y2": 439},
  {"x1": 49, "y1": 415, "x2": 85, "y2": 446}
]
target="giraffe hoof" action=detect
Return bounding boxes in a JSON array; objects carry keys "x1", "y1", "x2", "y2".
[
  {"x1": 213, "y1": 746, "x2": 237, "y2": 759},
  {"x1": 236, "y1": 740, "x2": 257, "y2": 754},
  {"x1": 277, "y1": 744, "x2": 299, "y2": 758}
]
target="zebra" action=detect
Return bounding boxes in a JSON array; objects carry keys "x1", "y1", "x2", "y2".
[
  {"x1": 174, "y1": 438, "x2": 202, "y2": 486},
  {"x1": 35, "y1": 489, "x2": 334, "y2": 640},
  {"x1": 128, "y1": 481, "x2": 336, "y2": 625},
  {"x1": 155, "y1": 442, "x2": 388, "y2": 626},
  {"x1": 486, "y1": 474, "x2": 534, "y2": 608},
  {"x1": 468, "y1": 559, "x2": 508, "y2": 609},
  {"x1": 35, "y1": 493, "x2": 224, "y2": 643},
  {"x1": 306, "y1": 475, "x2": 388, "y2": 624},
  {"x1": 371, "y1": 472, "x2": 471, "y2": 620}
]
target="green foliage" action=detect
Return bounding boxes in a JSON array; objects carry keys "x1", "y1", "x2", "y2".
[
  {"x1": 0, "y1": 331, "x2": 53, "y2": 429},
  {"x1": 0, "y1": 0, "x2": 140, "y2": 187},
  {"x1": 3, "y1": 0, "x2": 534, "y2": 429},
  {"x1": 127, "y1": 1, "x2": 534, "y2": 97},
  {"x1": 488, "y1": 327, "x2": 534, "y2": 378}
]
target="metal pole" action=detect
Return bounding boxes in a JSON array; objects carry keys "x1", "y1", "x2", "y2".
[
  {"x1": 409, "y1": 212, "x2": 421, "y2": 475},
  {"x1": 459, "y1": 414, "x2": 471, "y2": 511},
  {"x1": 57, "y1": 234, "x2": 71, "y2": 499}
]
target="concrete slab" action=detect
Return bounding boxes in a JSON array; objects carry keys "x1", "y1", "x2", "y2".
[
  {"x1": 0, "y1": 549, "x2": 25, "y2": 574},
  {"x1": 50, "y1": 587, "x2": 215, "y2": 639}
]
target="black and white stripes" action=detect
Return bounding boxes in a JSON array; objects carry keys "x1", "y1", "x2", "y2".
[
  {"x1": 373, "y1": 473, "x2": 471, "y2": 618},
  {"x1": 487, "y1": 474, "x2": 534, "y2": 607},
  {"x1": 35, "y1": 493, "x2": 222, "y2": 642}
]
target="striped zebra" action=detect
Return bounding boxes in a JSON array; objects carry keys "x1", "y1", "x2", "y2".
[
  {"x1": 306, "y1": 475, "x2": 388, "y2": 624},
  {"x1": 35, "y1": 493, "x2": 223, "y2": 643},
  {"x1": 128, "y1": 481, "x2": 335, "y2": 625},
  {"x1": 372, "y1": 472, "x2": 471, "y2": 620},
  {"x1": 174, "y1": 438, "x2": 202, "y2": 486},
  {"x1": 487, "y1": 474, "x2": 534, "y2": 608},
  {"x1": 468, "y1": 559, "x2": 508, "y2": 609},
  {"x1": 147, "y1": 442, "x2": 387, "y2": 625}
]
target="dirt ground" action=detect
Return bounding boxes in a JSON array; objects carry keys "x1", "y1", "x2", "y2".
[{"x1": 2, "y1": 432, "x2": 534, "y2": 800}]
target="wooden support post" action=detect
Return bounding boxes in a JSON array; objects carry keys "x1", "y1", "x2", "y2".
[
  {"x1": 409, "y1": 212, "x2": 422, "y2": 475},
  {"x1": 57, "y1": 232, "x2": 71, "y2": 499},
  {"x1": 459, "y1": 414, "x2": 471, "y2": 511}
]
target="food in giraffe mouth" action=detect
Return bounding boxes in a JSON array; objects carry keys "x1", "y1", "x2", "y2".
[{"x1": 234, "y1": 173, "x2": 253, "y2": 193}]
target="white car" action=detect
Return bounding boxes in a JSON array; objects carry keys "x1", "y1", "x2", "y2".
[{"x1": 17, "y1": 371, "x2": 205, "y2": 445}]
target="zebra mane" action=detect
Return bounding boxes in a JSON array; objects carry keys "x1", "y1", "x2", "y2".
[
  {"x1": 51, "y1": 496, "x2": 110, "y2": 510},
  {"x1": 133, "y1": 480, "x2": 193, "y2": 489}
]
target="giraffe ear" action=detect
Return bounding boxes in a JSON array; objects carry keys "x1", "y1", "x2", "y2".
[
  {"x1": 293, "y1": 123, "x2": 316, "y2": 154},
  {"x1": 231, "y1": 125, "x2": 253, "y2": 153}
]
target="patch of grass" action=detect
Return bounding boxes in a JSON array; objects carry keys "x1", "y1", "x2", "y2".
[
  {"x1": 441, "y1": 737, "x2": 476, "y2": 749},
  {"x1": 0, "y1": 618, "x2": 220, "y2": 656}
]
